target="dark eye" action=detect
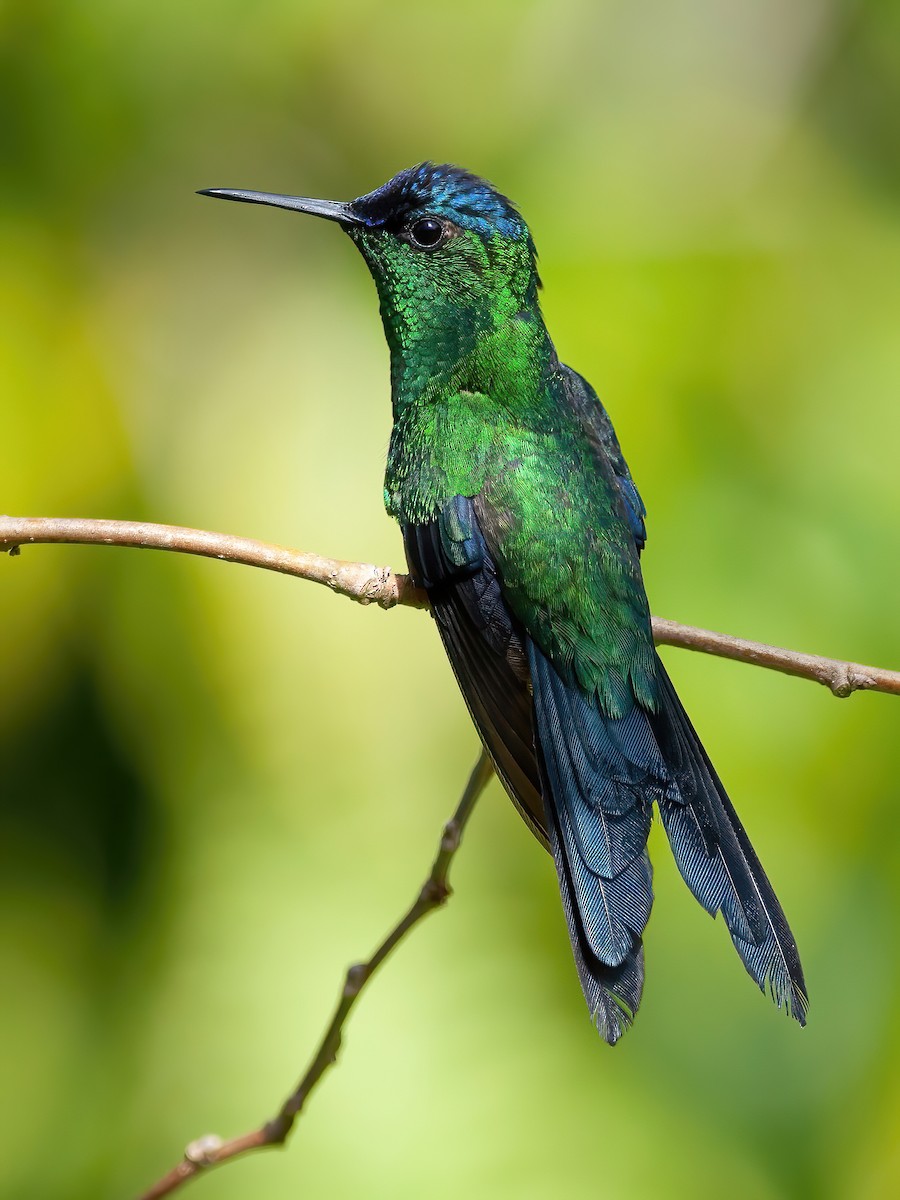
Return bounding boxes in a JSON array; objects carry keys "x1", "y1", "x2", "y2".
[{"x1": 409, "y1": 217, "x2": 446, "y2": 249}]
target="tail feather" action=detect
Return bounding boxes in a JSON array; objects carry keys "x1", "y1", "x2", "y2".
[
  {"x1": 650, "y1": 658, "x2": 808, "y2": 1024},
  {"x1": 529, "y1": 641, "x2": 666, "y2": 1040},
  {"x1": 548, "y1": 791, "x2": 645, "y2": 1044}
]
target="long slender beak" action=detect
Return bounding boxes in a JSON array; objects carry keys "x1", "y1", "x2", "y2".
[{"x1": 197, "y1": 188, "x2": 362, "y2": 226}]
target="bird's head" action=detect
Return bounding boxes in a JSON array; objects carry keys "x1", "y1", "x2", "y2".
[
  {"x1": 343, "y1": 162, "x2": 538, "y2": 307},
  {"x1": 201, "y1": 164, "x2": 542, "y2": 393}
]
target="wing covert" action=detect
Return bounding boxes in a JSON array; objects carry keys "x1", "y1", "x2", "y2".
[
  {"x1": 403, "y1": 496, "x2": 546, "y2": 842},
  {"x1": 560, "y1": 364, "x2": 647, "y2": 551}
]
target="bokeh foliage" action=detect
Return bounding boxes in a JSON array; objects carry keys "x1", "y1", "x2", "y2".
[{"x1": 2, "y1": 2, "x2": 899, "y2": 1197}]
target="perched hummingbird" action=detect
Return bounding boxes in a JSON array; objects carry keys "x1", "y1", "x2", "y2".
[{"x1": 200, "y1": 164, "x2": 807, "y2": 1042}]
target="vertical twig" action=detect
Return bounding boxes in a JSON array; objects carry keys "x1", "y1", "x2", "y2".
[{"x1": 136, "y1": 750, "x2": 494, "y2": 1200}]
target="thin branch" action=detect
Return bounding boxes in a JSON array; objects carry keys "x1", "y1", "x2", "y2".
[
  {"x1": 650, "y1": 618, "x2": 900, "y2": 698},
  {"x1": 2, "y1": 515, "x2": 897, "y2": 697},
  {"x1": 136, "y1": 749, "x2": 494, "y2": 1200},
  {"x1": 0, "y1": 515, "x2": 428, "y2": 609}
]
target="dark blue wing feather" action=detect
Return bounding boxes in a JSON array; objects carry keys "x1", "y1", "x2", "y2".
[
  {"x1": 403, "y1": 498, "x2": 545, "y2": 842},
  {"x1": 650, "y1": 659, "x2": 808, "y2": 1023},
  {"x1": 560, "y1": 365, "x2": 647, "y2": 551},
  {"x1": 528, "y1": 640, "x2": 671, "y2": 1039},
  {"x1": 546, "y1": 783, "x2": 647, "y2": 1045}
]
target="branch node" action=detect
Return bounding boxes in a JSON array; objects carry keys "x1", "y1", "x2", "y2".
[
  {"x1": 421, "y1": 878, "x2": 451, "y2": 907},
  {"x1": 184, "y1": 1134, "x2": 224, "y2": 1166},
  {"x1": 825, "y1": 662, "x2": 865, "y2": 698},
  {"x1": 441, "y1": 819, "x2": 462, "y2": 855},
  {"x1": 345, "y1": 962, "x2": 369, "y2": 996},
  {"x1": 830, "y1": 670, "x2": 852, "y2": 698},
  {"x1": 263, "y1": 1115, "x2": 291, "y2": 1146},
  {"x1": 356, "y1": 567, "x2": 380, "y2": 606},
  {"x1": 370, "y1": 566, "x2": 396, "y2": 609}
]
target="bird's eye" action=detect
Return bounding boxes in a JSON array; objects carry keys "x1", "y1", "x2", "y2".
[{"x1": 408, "y1": 217, "x2": 446, "y2": 249}]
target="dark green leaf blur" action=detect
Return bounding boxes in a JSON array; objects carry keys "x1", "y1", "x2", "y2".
[{"x1": 2, "y1": 2, "x2": 898, "y2": 1197}]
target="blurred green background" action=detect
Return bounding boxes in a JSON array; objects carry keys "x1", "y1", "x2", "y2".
[{"x1": 2, "y1": 1, "x2": 899, "y2": 1197}]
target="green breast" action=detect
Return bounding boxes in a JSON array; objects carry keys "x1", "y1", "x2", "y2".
[{"x1": 386, "y1": 380, "x2": 658, "y2": 718}]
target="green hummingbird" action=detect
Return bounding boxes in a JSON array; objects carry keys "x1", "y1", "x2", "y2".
[{"x1": 200, "y1": 164, "x2": 807, "y2": 1042}]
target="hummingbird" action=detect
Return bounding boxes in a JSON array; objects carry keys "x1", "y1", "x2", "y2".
[{"x1": 200, "y1": 164, "x2": 807, "y2": 1042}]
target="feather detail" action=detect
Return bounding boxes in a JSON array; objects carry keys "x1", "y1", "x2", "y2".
[
  {"x1": 529, "y1": 640, "x2": 665, "y2": 1039},
  {"x1": 559, "y1": 365, "x2": 647, "y2": 552},
  {"x1": 650, "y1": 658, "x2": 808, "y2": 1024},
  {"x1": 546, "y1": 783, "x2": 646, "y2": 1044},
  {"x1": 403, "y1": 503, "x2": 546, "y2": 842}
]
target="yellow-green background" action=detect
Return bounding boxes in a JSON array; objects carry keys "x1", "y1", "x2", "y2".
[{"x1": 2, "y1": 2, "x2": 899, "y2": 1197}]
